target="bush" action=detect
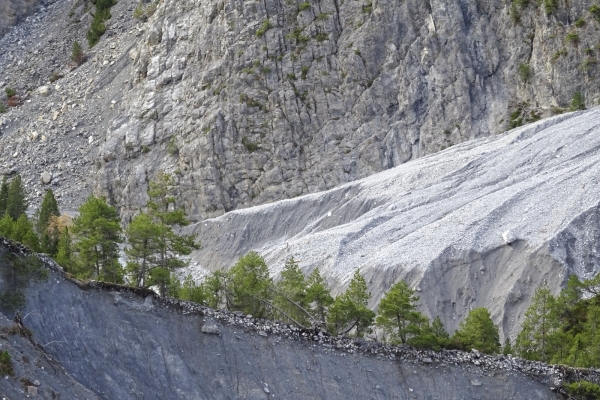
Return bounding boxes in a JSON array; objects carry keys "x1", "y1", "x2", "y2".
[
  {"x1": 0, "y1": 351, "x2": 13, "y2": 376},
  {"x1": 299, "y1": 2, "x2": 310, "y2": 11},
  {"x1": 518, "y1": 62, "x2": 532, "y2": 83},
  {"x1": 590, "y1": 5, "x2": 600, "y2": 21},
  {"x1": 4, "y1": 87, "x2": 16, "y2": 98},
  {"x1": 242, "y1": 136, "x2": 259, "y2": 152},
  {"x1": 564, "y1": 381, "x2": 600, "y2": 399},
  {"x1": 544, "y1": 0, "x2": 558, "y2": 15},
  {"x1": 452, "y1": 308, "x2": 500, "y2": 354},
  {"x1": 315, "y1": 32, "x2": 328, "y2": 42},
  {"x1": 565, "y1": 32, "x2": 580, "y2": 45},
  {"x1": 71, "y1": 41, "x2": 84, "y2": 65},
  {"x1": 87, "y1": 0, "x2": 115, "y2": 47},
  {"x1": 570, "y1": 91, "x2": 586, "y2": 111},
  {"x1": 133, "y1": 3, "x2": 145, "y2": 20},
  {"x1": 575, "y1": 17, "x2": 586, "y2": 27},
  {"x1": 0, "y1": 103, "x2": 5, "y2": 113},
  {"x1": 255, "y1": 20, "x2": 273, "y2": 37},
  {"x1": 167, "y1": 137, "x2": 179, "y2": 156}
]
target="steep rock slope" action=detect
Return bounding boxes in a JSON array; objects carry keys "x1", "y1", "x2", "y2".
[
  {"x1": 97, "y1": 0, "x2": 600, "y2": 219},
  {"x1": 0, "y1": 258, "x2": 571, "y2": 400},
  {"x1": 183, "y1": 109, "x2": 600, "y2": 339},
  {"x1": 0, "y1": 0, "x2": 48, "y2": 39},
  {"x1": 2, "y1": 0, "x2": 600, "y2": 218}
]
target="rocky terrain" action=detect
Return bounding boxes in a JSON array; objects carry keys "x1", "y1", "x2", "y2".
[
  {"x1": 183, "y1": 109, "x2": 600, "y2": 341},
  {"x1": 2, "y1": 250, "x2": 598, "y2": 399},
  {"x1": 2, "y1": 0, "x2": 600, "y2": 219}
]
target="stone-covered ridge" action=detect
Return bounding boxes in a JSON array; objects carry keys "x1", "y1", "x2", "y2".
[{"x1": 25, "y1": 250, "x2": 600, "y2": 399}]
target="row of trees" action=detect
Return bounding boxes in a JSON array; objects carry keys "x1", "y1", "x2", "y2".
[
  {"x1": 170, "y1": 252, "x2": 503, "y2": 353},
  {"x1": 0, "y1": 173, "x2": 198, "y2": 297}
]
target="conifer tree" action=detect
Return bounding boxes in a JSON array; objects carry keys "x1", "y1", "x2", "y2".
[
  {"x1": 6, "y1": 175, "x2": 27, "y2": 220},
  {"x1": 327, "y1": 269, "x2": 375, "y2": 336},
  {"x1": 55, "y1": 227, "x2": 73, "y2": 270},
  {"x1": 11, "y1": 214, "x2": 40, "y2": 251},
  {"x1": 0, "y1": 213, "x2": 13, "y2": 238},
  {"x1": 452, "y1": 308, "x2": 500, "y2": 354},
  {"x1": 273, "y1": 257, "x2": 310, "y2": 325},
  {"x1": 305, "y1": 267, "x2": 334, "y2": 324},
  {"x1": 0, "y1": 176, "x2": 8, "y2": 216},
  {"x1": 36, "y1": 189, "x2": 61, "y2": 255},
  {"x1": 71, "y1": 195, "x2": 123, "y2": 282},
  {"x1": 376, "y1": 280, "x2": 425, "y2": 344},
  {"x1": 228, "y1": 251, "x2": 273, "y2": 317}
]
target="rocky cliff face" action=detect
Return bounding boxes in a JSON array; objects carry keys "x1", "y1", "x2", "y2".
[
  {"x1": 182, "y1": 109, "x2": 600, "y2": 339},
  {"x1": 96, "y1": 0, "x2": 600, "y2": 220},
  {"x1": 1, "y1": 0, "x2": 599, "y2": 218},
  {"x1": 1, "y1": 254, "x2": 589, "y2": 399},
  {"x1": 0, "y1": 0, "x2": 48, "y2": 39}
]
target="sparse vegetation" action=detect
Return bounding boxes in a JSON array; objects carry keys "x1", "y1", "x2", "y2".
[
  {"x1": 0, "y1": 351, "x2": 13, "y2": 376},
  {"x1": 87, "y1": 0, "x2": 117, "y2": 47},
  {"x1": 4, "y1": 88, "x2": 16, "y2": 98},
  {"x1": 575, "y1": 17, "x2": 586, "y2": 27},
  {"x1": 298, "y1": 1, "x2": 311, "y2": 11},
  {"x1": 551, "y1": 48, "x2": 567, "y2": 63},
  {"x1": 315, "y1": 32, "x2": 328, "y2": 42},
  {"x1": 518, "y1": 62, "x2": 532, "y2": 83},
  {"x1": 242, "y1": 136, "x2": 260, "y2": 152},
  {"x1": 590, "y1": 5, "x2": 600, "y2": 22},
  {"x1": 570, "y1": 91, "x2": 586, "y2": 111},
  {"x1": 71, "y1": 41, "x2": 85, "y2": 65},
  {"x1": 565, "y1": 32, "x2": 580, "y2": 45},
  {"x1": 564, "y1": 381, "x2": 600, "y2": 399},
  {"x1": 317, "y1": 12, "x2": 328, "y2": 20},
  {"x1": 167, "y1": 137, "x2": 179, "y2": 156},
  {"x1": 255, "y1": 20, "x2": 273, "y2": 37},
  {"x1": 301, "y1": 65, "x2": 310, "y2": 79}
]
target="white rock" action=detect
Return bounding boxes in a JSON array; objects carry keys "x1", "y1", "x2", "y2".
[
  {"x1": 502, "y1": 230, "x2": 517, "y2": 245},
  {"x1": 41, "y1": 171, "x2": 52, "y2": 184},
  {"x1": 38, "y1": 85, "x2": 50, "y2": 96}
]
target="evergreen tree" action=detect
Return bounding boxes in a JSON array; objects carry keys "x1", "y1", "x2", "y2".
[
  {"x1": 452, "y1": 308, "x2": 500, "y2": 354},
  {"x1": 431, "y1": 316, "x2": 450, "y2": 342},
  {"x1": 55, "y1": 227, "x2": 73, "y2": 270},
  {"x1": 36, "y1": 189, "x2": 61, "y2": 255},
  {"x1": 176, "y1": 274, "x2": 206, "y2": 303},
  {"x1": 376, "y1": 280, "x2": 425, "y2": 344},
  {"x1": 273, "y1": 257, "x2": 310, "y2": 325},
  {"x1": 0, "y1": 176, "x2": 8, "y2": 216},
  {"x1": 228, "y1": 251, "x2": 273, "y2": 317},
  {"x1": 11, "y1": 214, "x2": 40, "y2": 251},
  {"x1": 203, "y1": 270, "x2": 229, "y2": 309},
  {"x1": 327, "y1": 269, "x2": 375, "y2": 336},
  {"x1": 503, "y1": 338, "x2": 513, "y2": 355},
  {"x1": 71, "y1": 195, "x2": 123, "y2": 282},
  {"x1": 0, "y1": 213, "x2": 14, "y2": 238},
  {"x1": 125, "y1": 173, "x2": 199, "y2": 294},
  {"x1": 6, "y1": 175, "x2": 27, "y2": 220},
  {"x1": 305, "y1": 268, "x2": 334, "y2": 325},
  {"x1": 515, "y1": 284, "x2": 559, "y2": 362}
]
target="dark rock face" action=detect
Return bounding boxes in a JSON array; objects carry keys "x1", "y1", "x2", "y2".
[{"x1": 0, "y1": 257, "x2": 581, "y2": 400}]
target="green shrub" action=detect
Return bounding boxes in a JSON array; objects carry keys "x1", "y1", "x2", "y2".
[
  {"x1": 580, "y1": 58, "x2": 597, "y2": 72},
  {"x1": 133, "y1": 3, "x2": 145, "y2": 20},
  {"x1": 141, "y1": 145, "x2": 151, "y2": 153},
  {"x1": 0, "y1": 351, "x2": 13, "y2": 376},
  {"x1": 71, "y1": 41, "x2": 84, "y2": 65},
  {"x1": 363, "y1": 2, "x2": 372, "y2": 12},
  {"x1": 301, "y1": 65, "x2": 310, "y2": 79},
  {"x1": 590, "y1": 5, "x2": 600, "y2": 21},
  {"x1": 551, "y1": 48, "x2": 567, "y2": 63},
  {"x1": 286, "y1": 28, "x2": 310, "y2": 44},
  {"x1": 544, "y1": 0, "x2": 558, "y2": 15},
  {"x1": 564, "y1": 381, "x2": 600, "y2": 399},
  {"x1": 565, "y1": 32, "x2": 580, "y2": 45},
  {"x1": 87, "y1": 0, "x2": 116, "y2": 47},
  {"x1": 575, "y1": 17, "x2": 586, "y2": 27},
  {"x1": 255, "y1": 20, "x2": 273, "y2": 37},
  {"x1": 298, "y1": 2, "x2": 311, "y2": 11},
  {"x1": 315, "y1": 32, "x2": 328, "y2": 42},
  {"x1": 570, "y1": 91, "x2": 586, "y2": 111},
  {"x1": 0, "y1": 103, "x2": 5, "y2": 113},
  {"x1": 242, "y1": 137, "x2": 259, "y2": 152},
  {"x1": 518, "y1": 62, "x2": 532, "y2": 83},
  {"x1": 317, "y1": 12, "x2": 328, "y2": 20},
  {"x1": 167, "y1": 137, "x2": 178, "y2": 156},
  {"x1": 4, "y1": 87, "x2": 16, "y2": 98}
]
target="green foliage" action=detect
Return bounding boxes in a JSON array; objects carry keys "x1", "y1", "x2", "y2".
[
  {"x1": 503, "y1": 338, "x2": 513, "y2": 355},
  {"x1": 6, "y1": 174, "x2": 28, "y2": 221},
  {"x1": 518, "y1": 62, "x2": 532, "y2": 83},
  {"x1": 35, "y1": 189, "x2": 60, "y2": 254},
  {"x1": 565, "y1": 32, "x2": 580, "y2": 45},
  {"x1": 241, "y1": 136, "x2": 260, "y2": 152},
  {"x1": 327, "y1": 269, "x2": 375, "y2": 336},
  {"x1": 317, "y1": 12, "x2": 328, "y2": 20},
  {"x1": 255, "y1": 20, "x2": 273, "y2": 37},
  {"x1": 575, "y1": 17, "x2": 586, "y2": 28},
  {"x1": 570, "y1": 91, "x2": 586, "y2": 111},
  {"x1": 0, "y1": 103, "x2": 5, "y2": 113},
  {"x1": 167, "y1": 137, "x2": 179, "y2": 156},
  {"x1": 0, "y1": 351, "x2": 13, "y2": 376},
  {"x1": 551, "y1": 48, "x2": 567, "y2": 64},
  {"x1": 315, "y1": 32, "x2": 328, "y2": 42},
  {"x1": 376, "y1": 280, "x2": 423, "y2": 344},
  {"x1": 71, "y1": 41, "x2": 84, "y2": 65},
  {"x1": 229, "y1": 252, "x2": 272, "y2": 317},
  {"x1": 305, "y1": 268, "x2": 333, "y2": 324},
  {"x1": 273, "y1": 257, "x2": 310, "y2": 325},
  {"x1": 71, "y1": 195, "x2": 123, "y2": 282},
  {"x1": 175, "y1": 274, "x2": 207, "y2": 303},
  {"x1": 87, "y1": 0, "x2": 116, "y2": 47},
  {"x1": 4, "y1": 88, "x2": 16, "y2": 98},
  {"x1": 54, "y1": 227, "x2": 73, "y2": 270},
  {"x1": 133, "y1": 3, "x2": 144, "y2": 20},
  {"x1": 0, "y1": 253, "x2": 48, "y2": 311},
  {"x1": 515, "y1": 284, "x2": 558, "y2": 362},
  {"x1": 544, "y1": 0, "x2": 558, "y2": 15},
  {"x1": 564, "y1": 381, "x2": 600, "y2": 399},
  {"x1": 126, "y1": 173, "x2": 199, "y2": 295},
  {"x1": 298, "y1": 2, "x2": 311, "y2": 11},
  {"x1": 0, "y1": 176, "x2": 8, "y2": 216},
  {"x1": 301, "y1": 65, "x2": 310, "y2": 79},
  {"x1": 0, "y1": 214, "x2": 13, "y2": 238},
  {"x1": 452, "y1": 308, "x2": 500, "y2": 354},
  {"x1": 12, "y1": 214, "x2": 40, "y2": 252},
  {"x1": 590, "y1": 5, "x2": 600, "y2": 22},
  {"x1": 286, "y1": 28, "x2": 310, "y2": 44}
]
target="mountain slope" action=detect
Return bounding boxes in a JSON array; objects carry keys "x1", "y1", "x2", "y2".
[
  {"x1": 183, "y1": 108, "x2": 600, "y2": 339},
  {"x1": 0, "y1": 253, "x2": 579, "y2": 399}
]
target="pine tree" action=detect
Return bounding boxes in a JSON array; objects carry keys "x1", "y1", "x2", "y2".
[
  {"x1": 305, "y1": 268, "x2": 334, "y2": 325},
  {"x1": 36, "y1": 189, "x2": 61, "y2": 255},
  {"x1": 375, "y1": 280, "x2": 425, "y2": 344},
  {"x1": 0, "y1": 176, "x2": 8, "y2": 216},
  {"x1": 125, "y1": 173, "x2": 199, "y2": 294},
  {"x1": 515, "y1": 284, "x2": 559, "y2": 362},
  {"x1": 6, "y1": 175, "x2": 27, "y2": 220},
  {"x1": 11, "y1": 214, "x2": 40, "y2": 251},
  {"x1": 71, "y1": 195, "x2": 123, "y2": 282},
  {"x1": 503, "y1": 337, "x2": 513, "y2": 355},
  {"x1": 55, "y1": 227, "x2": 73, "y2": 270},
  {"x1": 228, "y1": 251, "x2": 273, "y2": 317},
  {"x1": 0, "y1": 213, "x2": 14, "y2": 238},
  {"x1": 453, "y1": 308, "x2": 500, "y2": 354},
  {"x1": 327, "y1": 269, "x2": 375, "y2": 336},
  {"x1": 273, "y1": 257, "x2": 309, "y2": 325}
]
